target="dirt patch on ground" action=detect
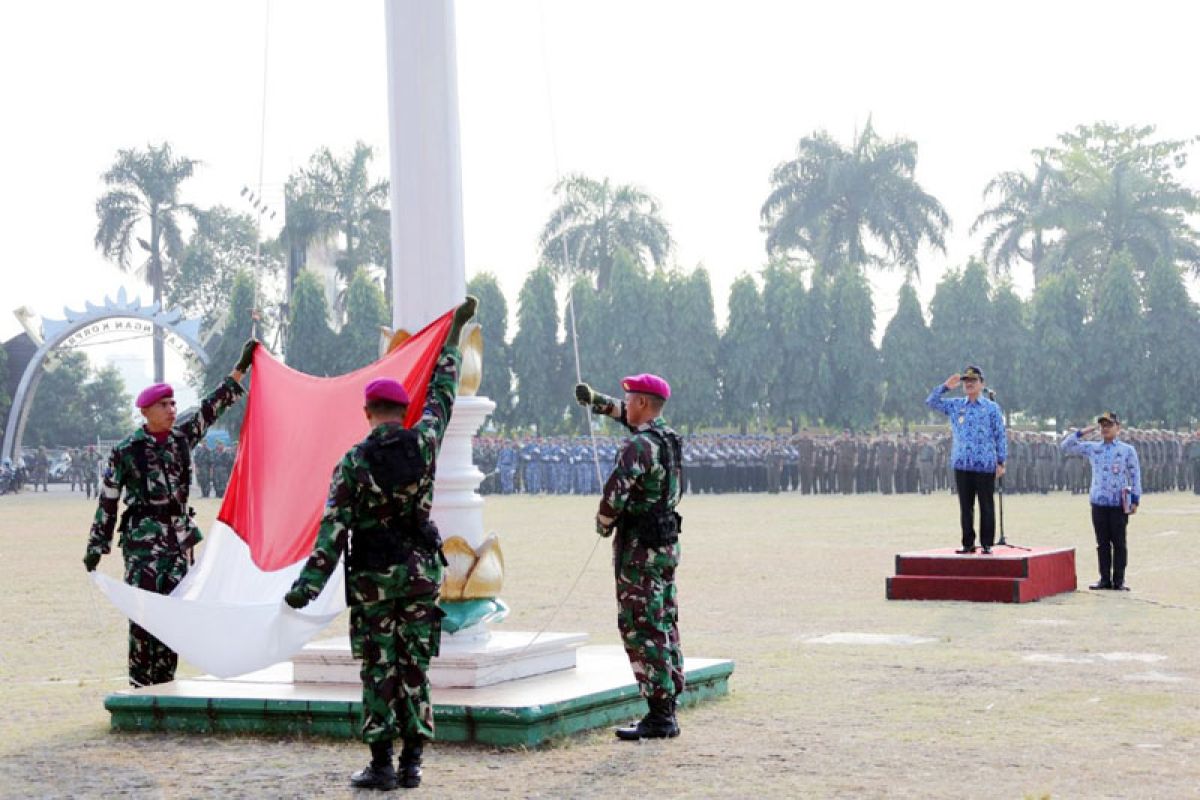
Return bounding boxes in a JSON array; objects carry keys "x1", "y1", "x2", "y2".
[{"x1": 1, "y1": 489, "x2": 1198, "y2": 798}]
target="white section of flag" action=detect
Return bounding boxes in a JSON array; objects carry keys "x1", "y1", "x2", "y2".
[{"x1": 90, "y1": 520, "x2": 347, "y2": 679}]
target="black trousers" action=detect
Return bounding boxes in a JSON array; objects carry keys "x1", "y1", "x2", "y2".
[
  {"x1": 954, "y1": 469, "x2": 995, "y2": 549},
  {"x1": 1090, "y1": 504, "x2": 1129, "y2": 585}
]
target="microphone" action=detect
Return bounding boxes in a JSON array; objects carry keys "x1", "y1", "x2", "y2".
[{"x1": 985, "y1": 388, "x2": 996, "y2": 401}]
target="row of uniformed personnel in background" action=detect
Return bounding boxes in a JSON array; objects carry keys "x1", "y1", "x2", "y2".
[
  {"x1": 2, "y1": 441, "x2": 237, "y2": 499},
  {"x1": 473, "y1": 429, "x2": 1200, "y2": 497},
  {"x1": 21, "y1": 445, "x2": 104, "y2": 496},
  {"x1": 191, "y1": 441, "x2": 236, "y2": 498}
]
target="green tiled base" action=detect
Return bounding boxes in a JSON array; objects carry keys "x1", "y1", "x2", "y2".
[{"x1": 105, "y1": 646, "x2": 733, "y2": 747}]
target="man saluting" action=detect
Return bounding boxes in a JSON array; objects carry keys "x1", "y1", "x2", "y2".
[
  {"x1": 574, "y1": 373, "x2": 685, "y2": 741},
  {"x1": 925, "y1": 365, "x2": 1006, "y2": 554},
  {"x1": 1060, "y1": 412, "x2": 1142, "y2": 591}
]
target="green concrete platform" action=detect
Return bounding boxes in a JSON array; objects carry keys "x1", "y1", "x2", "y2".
[{"x1": 105, "y1": 645, "x2": 734, "y2": 747}]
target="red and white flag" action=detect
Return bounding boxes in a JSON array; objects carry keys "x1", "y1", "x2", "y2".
[{"x1": 91, "y1": 311, "x2": 455, "y2": 678}]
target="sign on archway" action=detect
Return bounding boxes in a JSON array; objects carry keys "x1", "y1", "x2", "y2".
[{"x1": 2, "y1": 288, "x2": 210, "y2": 461}]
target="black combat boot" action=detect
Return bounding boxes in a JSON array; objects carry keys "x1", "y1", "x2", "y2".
[
  {"x1": 615, "y1": 698, "x2": 680, "y2": 741},
  {"x1": 350, "y1": 740, "x2": 398, "y2": 791},
  {"x1": 399, "y1": 738, "x2": 424, "y2": 789}
]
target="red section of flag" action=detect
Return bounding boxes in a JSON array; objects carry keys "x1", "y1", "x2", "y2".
[{"x1": 218, "y1": 310, "x2": 454, "y2": 572}]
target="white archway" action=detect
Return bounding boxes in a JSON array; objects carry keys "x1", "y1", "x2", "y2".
[{"x1": 2, "y1": 288, "x2": 210, "y2": 461}]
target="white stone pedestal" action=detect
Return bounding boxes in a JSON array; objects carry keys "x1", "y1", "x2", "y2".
[{"x1": 293, "y1": 631, "x2": 589, "y2": 688}]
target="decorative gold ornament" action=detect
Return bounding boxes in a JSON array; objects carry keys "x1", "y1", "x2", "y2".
[
  {"x1": 439, "y1": 533, "x2": 504, "y2": 600},
  {"x1": 458, "y1": 322, "x2": 483, "y2": 396},
  {"x1": 381, "y1": 326, "x2": 412, "y2": 356}
]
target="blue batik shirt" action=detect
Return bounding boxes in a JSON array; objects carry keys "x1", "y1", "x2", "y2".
[
  {"x1": 925, "y1": 385, "x2": 1007, "y2": 473},
  {"x1": 1059, "y1": 432, "x2": 1142, "y2": 508}
]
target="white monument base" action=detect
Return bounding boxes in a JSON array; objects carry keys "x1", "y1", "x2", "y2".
[{"x1": 293, "y1": 631, "x2": 589, "y2": 688}]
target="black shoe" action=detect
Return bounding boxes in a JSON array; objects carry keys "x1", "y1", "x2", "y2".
[
  {"x1": 350, "y1": 763, "x2": 398, "y2": 791},
  {"x1": 955, "y1": 547, "x2": 976, "y2": 554},
  {"x1": 1112, "y1": 583, "x2": 1130, "y2": 591},
  {"x1": 1088, "y1": 580, "x2": 1113, "y2": 590},
  {"x1": 980, "y1": 547, "x2": 992, "y2": 555},
  {"x1": 399, "y1": 739, "x2": 423, "y2": 789},
  {"x1": 615, "y1": 700, "x2": 679, "y2": 741},
  {"x1": 352, "y1": 741, "x2": 398, "y2": 791}
]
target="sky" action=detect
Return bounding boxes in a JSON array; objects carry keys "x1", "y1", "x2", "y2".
[{"x1": 2, "y1": 0, "x2": 1199, "y2": 399}]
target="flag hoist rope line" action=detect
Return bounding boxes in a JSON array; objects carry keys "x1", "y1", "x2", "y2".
[{"x1": 474, "y1": 3, "x2": 612, "y2": 678}]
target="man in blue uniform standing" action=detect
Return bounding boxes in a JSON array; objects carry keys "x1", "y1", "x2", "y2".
[
  {"x1": 925, "y1": 365, "x2": 1007, "y2": 554},
  {"x1": 1060, "y1": 412, "x2": 1142, "y2": 591}
]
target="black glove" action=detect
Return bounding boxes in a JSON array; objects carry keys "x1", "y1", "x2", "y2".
[
  {"x1": 83, "y1": 552, "x2": 100, "y2": 572},
  {"x1": 447, "y1": 296, "x2": 478, "y2": 343},
  {"x1": 575, "y1": 383, "x2": 594, "y2": 407},
  {"x1": 236, "y1": 339, "x2": 259, "y2": 373},
  {"x1": 284, "y1": 588, "x2": 309, "y2": 609}
]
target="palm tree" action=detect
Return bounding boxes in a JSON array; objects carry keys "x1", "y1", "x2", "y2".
[
  {"x1": 1056, "y1": 159, "x2": 1200, "y2": 283},
  {"x1": 94, "y1": 142, "x2": 199, "y2": 382},
  {"x1": 279, "y1": 173, "x2": 336, "y2": 304},
  {"x1": 305, "y1": 142, "x2": 390, "y2": 297},
  {"x1": 761, "y1": 119, "x2": 949, "y2": 278},
  {"x1": 971, "y1": 155, "x2": 1064, "y2": 287},
  {"x1": 539, "y1": 174, "x2": 671, "y2": 291}
]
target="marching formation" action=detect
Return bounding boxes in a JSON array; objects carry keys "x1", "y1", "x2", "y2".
[{"x1": 474, "y1": 427, "x2": 1200, "y2": 498}]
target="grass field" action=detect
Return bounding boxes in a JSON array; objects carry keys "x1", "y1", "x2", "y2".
[{"x1": 1, "y1": 488, "x2": 1198, "y2": 799}]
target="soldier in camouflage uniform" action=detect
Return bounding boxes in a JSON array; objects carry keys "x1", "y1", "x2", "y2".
[
  {"x1": 82, "y1": 445, "x2": 100, "y2": 499},
  {"x1": 575, "y1": 372, "x2": 685, "y2": 741},
  {"x1": 68, "y1": 447, "x2": 83, "y2": 492},
  {"x1": 32, "y1": 446, "x2": 49, "y2": 492},
  {"x1": 284, "y1": 298, "x2": 475, "y2": 792},
  {"x1": 83, "y1": 340, "x2": 257, "y2": 688},
  {"x1": 193, "y1": 442, "x2": 213, "y2": 498},
  {"x1": 212, "y1": 442, "x2": 234, "y2": 497}
]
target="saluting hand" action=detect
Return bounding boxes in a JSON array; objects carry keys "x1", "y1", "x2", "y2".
[{"x1": 943, "y1": 373, "x2": 961, "y2": 390}]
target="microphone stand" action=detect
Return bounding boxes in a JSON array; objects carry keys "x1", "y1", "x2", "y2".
[{"x1": 987, "y1": 387, "x2": 1028, "y2": 551}]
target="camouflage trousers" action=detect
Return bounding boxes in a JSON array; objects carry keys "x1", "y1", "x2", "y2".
[
  {"x1": 123, "y1": 550, "x2": 189, "y2": 687},
  {"x1": 351, "y1": 595, "x2": 443, "y2": 744},
  {"x1": 614, "y1": 537, "x2": 685, "y2": 703}
]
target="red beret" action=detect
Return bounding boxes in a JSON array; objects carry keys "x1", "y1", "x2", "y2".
[
  {"x1": 364, "y1": 378, "x2": 410, "y2": 405},
  {"x1": 136, "y1": 383, "x2": 174, "y2": 409},
  {"x1": 621, "y1": 373, "x2": 671, "y2": 400}
]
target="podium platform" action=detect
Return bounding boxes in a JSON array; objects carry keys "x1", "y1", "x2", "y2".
[
  {"x1": 886, "y1": 546, "x2": 1076, "y2": 603},
  {"x1": 104, "y1": 646, "x2": 734, "y2": 747}
]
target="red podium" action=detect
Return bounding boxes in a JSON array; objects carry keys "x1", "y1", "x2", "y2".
[{"x1": 886, "y1": 546, "x2": 1076, "y2": 603}]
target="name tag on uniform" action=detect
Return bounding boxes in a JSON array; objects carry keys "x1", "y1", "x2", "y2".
[{"x1": 957, "y1": 415, "x2": 965, "y2": 425}]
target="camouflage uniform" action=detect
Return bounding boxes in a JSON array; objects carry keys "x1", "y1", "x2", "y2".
[
  {"x1": 193, "y1": 443, "x2": 213, "y2": 498},
  {"x1": 288, "y1": 342, "x2": 460, "y2": 745},
  {"x1": 212, "y1": 444, "x2": 234, "y2": 497},
  {"x1": 33, "y1": 447, "x2": 49, "y2": 492},
  {"x1": 86, "y1": 377, "x2": 244, "y2": 687},
  {"x1": 588, "y1": 392, "x2": 685, "y2": 707},
  {"x1": 82, "y1": 446, "x2": 100, "y2": 499}
]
